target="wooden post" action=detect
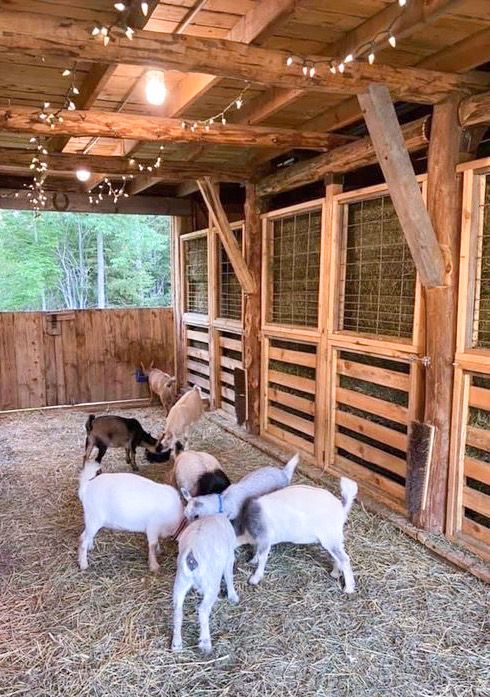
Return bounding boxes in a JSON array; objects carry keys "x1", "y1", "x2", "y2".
[
  {"x1": 171, "y1": 216, "x2": 187, "y2": 391},
  {"x1": 243, "y1": 183, "x2": 262, "y2": 434},
  {"x1": 418, "y1": 95, "x2": 464, "y2": 532}
]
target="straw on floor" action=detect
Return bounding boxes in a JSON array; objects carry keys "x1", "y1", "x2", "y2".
[{"x1": 0, "y1": 407, "x2": 488, "y2": 697}]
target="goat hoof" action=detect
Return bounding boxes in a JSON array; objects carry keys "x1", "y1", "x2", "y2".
[
  {"x1": 248, "y1": 574, "x2": 261, "y2": 586},
  {"x1": 344, "y1": 586, "x2": 356, "y2": 595},
  {"x1": 78, "y1": 562, "x2": 88, "y2": 571},
  {"x1": 149, "y1": 563, "x2": 160, "y2": 573},
  {"x1": 228, "y1": 593, "x2": 239, "y2": 605},
  {"x1": 171, "y1": 640, "x2": 183, "y2": 652},
  {"x1": 198, "y1": 640, "x2": 212, "y2": 655},
  {"x1": 330, "y1": 568, "x2": 341, "y2": 579}
]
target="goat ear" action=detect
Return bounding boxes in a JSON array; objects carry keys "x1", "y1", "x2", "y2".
[
  {"x1": 140, "y1": 362, "x2": 146, "y2": 373},
  {"x1": 149, "y1": 360, "x2": 154, "y2": 370},
  {"x1": 180, "y1": 488, "x2": 192, "y2": 502}
]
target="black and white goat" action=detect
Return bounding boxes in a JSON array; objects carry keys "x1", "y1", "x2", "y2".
[{"x1": 234, "y1": 478, "x2": 358, "y2": 593}]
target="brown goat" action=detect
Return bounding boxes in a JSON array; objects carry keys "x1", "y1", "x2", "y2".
[{"x1": 141, "y1": 363, "x2": 177, "y2": 415}]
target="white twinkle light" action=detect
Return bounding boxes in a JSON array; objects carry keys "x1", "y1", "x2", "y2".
[
  {"x1": 338, "y1": 62, "x2": 345, "y2": 73},
  {"x1": 309, "y1": 66, "x2": 316, "y2": 77},
  {"x1": 330, "y1": 65, "x2": 337, "y2": 74},
  {"x1": 286, "y1": 55, "x2": 294, "y2": 66},
  {"x1": 145, "y1": 70, "x2": 167, "y2": 106},
  {"x1": 141, "y1": 2, "x2": 149, "y2": 16},
  {"x1": 368, "y1": 51, "x2": 375, "y2": 65},
  {"x1": 236, "y1": 97, "x2": 243, "y2": 109},
  {"x1": 344, "y1": 54, "x2": 354, "y2": 63},
  {"x1": 388, "y1": 34, "x2": 396, "y2": 48},
  {"x1": 92, "y1": 26, "x2": 100, "y2": 36},
  {"x1": 399, "y1": 0, "x2": 407, "y2": 6},
  {"x1": 76, "y1": 168, "x2": 91, "y2": 182},
  {"x1": 67, "y1": 100, "x2": 76, "y2": 111},
  {"x1": 114, "y1": 2, "x2": 126, "y2": 10},
  {"x1": 302, "y1": 64, "x2": 308, "y2": 76},
  {"x1": 125, "y1": 26, "x2": 134, "y2": 40},
  {"x1": 103, "y1": 34, "x2": 110, "y2": 46},
  {"x1": 62, "y1": 69, "x2": 71, "y2": 77}
]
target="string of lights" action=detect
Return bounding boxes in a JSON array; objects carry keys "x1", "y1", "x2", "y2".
[
  {"x1": 91, "y1": 1, "x2": 149, "y2": 45},
  {"x1": 24, "y1": 136, "x2": 49, "y2": 211},
  {"x1": 286, "y1": 0, "x2": 408, "y2": 75},
  {"x1": 180, "y1": 84, "x2": 251, "y2": 131},
  {"x1": 129, "y1": 145, "x2": 165, "y2": 173},
  {"x1": 88, "y1": 175, "x2": 134, "y2": 206}
]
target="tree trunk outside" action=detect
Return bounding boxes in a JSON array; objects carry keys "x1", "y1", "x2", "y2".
[{"x1": 97, "y1": 228, "x2": 106, "y2": 308}]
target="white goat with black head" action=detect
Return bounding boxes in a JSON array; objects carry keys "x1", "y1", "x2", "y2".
[
  {"x1": 171, "y1": 514, "x2": 238, "y2": 655},
  {"x1": 182, "y1": 453, "x2": 299, "y2": 522},
  {"x1": 234, "y1": 478, "x2": 358, "y2": 593}
]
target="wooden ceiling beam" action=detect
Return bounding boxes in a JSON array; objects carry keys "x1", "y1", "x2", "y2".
[
  {"x1": 357, "y1": 84, "x2": 445, "y2": 288},
  {"x1": 238, "y1": 0, "x2": 461, "y2": 126},
  {"x1": 459, "y1": 90, "x2": 490, "y2": 128},
  {"x1": 257, "y1": 115, "x2": 430, "y2": 197},
  {"x1": 0, "y1": 13, "x2": 488, "y2": 104},
  {"x1": 0, "y1": 188, "x2": 192, "y2": 215},
  {"x1": 0, "y1": 106, "x2": 353, "y2": 149},
  {"x1": 197, "y1": 177, "x2": 256, "y2": 295},
  {"x1": 0, "y1": 148, "x2": 253, "y2": 181},
  {"x1": 305, "y1": 26, "x2": 490, "y2": 134}
]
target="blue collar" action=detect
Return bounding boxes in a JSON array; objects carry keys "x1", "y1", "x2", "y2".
[{"x1": 217, "y1": 493, "x2": 223, "y2": 514}]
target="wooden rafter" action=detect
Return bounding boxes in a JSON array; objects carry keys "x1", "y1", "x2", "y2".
[
  {"x1": 197, "y1": 178, "x2": 256, "y2": 295},
  {"x1": 240, "y1": 0, "x2": 461, "y2": 127},
  {"x1": 459, "y1": 90, "x2": 490, "y2": 127},
  {"x1": 257, "y1": 116, "x2": 430, "y2": 197},
  {"x1": 0, "y1": 14, "x2": 488, "y2": 104},
  {"x1": 357, "y1": 84, "x2": 445, "y2": 288},
  {"x1": 0, "y1": 148, "x2": 253, "y2": 181},
  {"x1": 0, "y1": 106, "x2": 352, "y2": 150}
]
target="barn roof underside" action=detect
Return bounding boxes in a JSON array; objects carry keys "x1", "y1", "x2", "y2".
[{"x1": 1, "y1": 0, "x2": 490, "y2": 211}]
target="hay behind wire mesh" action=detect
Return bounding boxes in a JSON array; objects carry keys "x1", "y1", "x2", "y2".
[{"x1": 0, "y1": 407, "x2": 488, "y2": 697}]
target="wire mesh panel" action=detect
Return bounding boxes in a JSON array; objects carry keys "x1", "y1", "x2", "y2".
[
  {"x1": 185, "y1": 325, "x2": 210, "y2": 396},
  {"x1": 183, "y1": 235, "x2": 208, "y2": 315},
  {"x1": 331, "y1": 349, "x2": 412, "y2": 508},
  {"x1": 266, "y1": 208, "x2": 321, "y2": 327},
  {"x1": 339, "y1": 194, "x2": 416, "y2": 338},
  {"x1": 218, "y1": 330, "x2": 243, "y2": 418},
  {"x1": 218, "y1": 226, "x2": 243, "y2": 321},
  {"x1": 472, "y1": 175, "x2": 490, "y2": 348},
  {"x1": 265, "y1": 338, "x2": 317, "y2": 455},
  {"x1": 459, "y1": 373, "x2": 490, "y2": 552}
]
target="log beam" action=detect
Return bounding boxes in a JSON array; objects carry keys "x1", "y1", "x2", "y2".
[
  {"x1": 419, "y1": 96, "x2": 465, "y2": 532},
  {"x1": 0, "y1": 106, "x2": 351, "y2": 150},
  {"x1": 357, "y1": 85, "x2": 445, "y2": 288},
  {"x1": 197, "y1": 178, "x2": 256, "y2": 295},
  {"x1": 0, "y1": 189, "x2": 192, "y2": 215},
  {"x1": 459, "y1": 90, "x2": 490, "y2": 127},
  {"x1": 0, "y1": 13, "x2": 489, "y2": 103},
  {"x1": 0, "y1": 148, "x2": 253, "y2": 182},
  {"x1": 257, "y1": 115, "x2": 430, "y2": 197},
  {"x1": 243, "y1": 183, "x2": 262, "y2": 434}
]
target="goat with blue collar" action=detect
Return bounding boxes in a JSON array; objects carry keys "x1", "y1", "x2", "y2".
[{"x1": 181, "y1": 453, "x2": 299, "y2": 522}]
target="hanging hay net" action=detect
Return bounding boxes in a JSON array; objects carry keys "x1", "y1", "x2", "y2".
[
  {"x1": 0, "y1": 408, "x2": 488, "y2": 697},
  {"x1": 184, "y1": 235, "x2": 208, "y2": 314},
  {"x1": 218, "y1": 227, "x2": 243, "y2": 321},
  {"x1": 473, "y1": 175, "x2": 490, "y2": 348}
]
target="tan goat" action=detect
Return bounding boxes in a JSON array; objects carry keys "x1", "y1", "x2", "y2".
[
  {"x1": 142, "y1": 363, "x2": 177, "y2": 415},
  {"x1": 159, "y1": 385, "x2": 207, "y2": 451}
]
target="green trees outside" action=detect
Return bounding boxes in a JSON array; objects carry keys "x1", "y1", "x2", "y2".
[{"x1": 0, "y1": 210, "x2": 171, "y2": 311}]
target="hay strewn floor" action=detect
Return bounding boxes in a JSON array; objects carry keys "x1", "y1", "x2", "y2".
[{"x1": 0, "y1": 407, "x2": 488, "y2": 697}]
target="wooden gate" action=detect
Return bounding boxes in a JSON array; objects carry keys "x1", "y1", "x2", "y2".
[
  {"x1": 0, "y1": 307, "x2": 174, "y2": 411},
  {"x1": 447, "y1": 159, "x2": 490, "y2": 560},
  {"x1": 260, "y1": 183, "x2": 426, "y2": 514}
]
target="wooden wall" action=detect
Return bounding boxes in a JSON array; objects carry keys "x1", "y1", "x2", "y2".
[{"x1": 0, "y1": 308, "x2": 174, "y2": 411}]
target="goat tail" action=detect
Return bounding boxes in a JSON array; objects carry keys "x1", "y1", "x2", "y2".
[
  {"x1": 283, "y1": 453, "x2": 299, "y2": 483},
  {"x1": 85, "y1": 414, "x2": 96, "y2": 434},
  {"x1": 340, "y1": 477, "x2": 358, "y2": 522},
  {"x1": 78, "y1": 461, "x2": 101, "y2": 501}
]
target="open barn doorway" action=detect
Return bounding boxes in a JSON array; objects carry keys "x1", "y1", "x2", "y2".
[{"x1": 0, "y1": 210, "x2": 175, "y2": 411}]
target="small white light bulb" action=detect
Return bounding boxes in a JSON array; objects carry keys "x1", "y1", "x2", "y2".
[
  {"x1": 309, "y1": 66, "x2": 316, "y2": 77},
  {"x1": 114, "y1": 2, "x2": 126, "y2": 10},
  {"x1": 103, "y1": 34, "x2": 110, "y2": 46},
  {"x1": 62, "y1": 69, "x2": 71, "y2": 77},
  {"x1": 344, "y1": 54, "x2": 354, "y2": 63},
  {"x1": 76, "y1": 168, "x2": 91, "y2": 183},
  {"x1": 330, "y1": 65, "x2": 337, "y2": 74},
  {"x1": 236, "y1": 98, "x2": 243, "y2": 109},
  {"x1": 388, "y1": 34, "x2": 397, "y2": 48},
  {"x1": 92, "y1": 26, "x2": 100, "y2": 36},
  {"x1": 338, "y1": 62, "x2": 345, "y2": 73},
  {"x1": 399, "y1": 0, "x2": 407, "y2": 6},
  {"x1": 302, "y1": 64, "x2": 308, "y2": 76},
  {"x1": 141, "y1": 2, "x2": 149, "y2": 16},
  {"x1": 286, "y1": 56, "x2": 294, "y2": 66},
  {"x1": 125, "y1": 26, "x2": 134, "y2": 40},
  {"x1": 368, "y1": 51, "x2": 375, "y2": 65}
]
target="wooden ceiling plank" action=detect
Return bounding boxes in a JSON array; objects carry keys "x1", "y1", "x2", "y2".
[
  {"x1": 0, "y1": 106, "x2": 354, "y2": 149},
  {"x1": 459, "y1": 90, "x2": 490, "y2": 128},
  {"x1": 0, "y1": 13, "x2": 488, "y2": 103},
  {"x1": 357, "y1": 84, "x2": 445, "y2": 288}
]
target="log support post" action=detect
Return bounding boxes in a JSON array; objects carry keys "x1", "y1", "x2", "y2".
[
  {"x1": 419, "y1": 95, "x2": 465, "y2": 532},
  {"x1": 243, "y1": 183, "x2": 262, "y2": 434}
]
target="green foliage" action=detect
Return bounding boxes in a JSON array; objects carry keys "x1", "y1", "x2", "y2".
[{"x1": 0, "y1": 210, "x2": 171, "y2": 311}]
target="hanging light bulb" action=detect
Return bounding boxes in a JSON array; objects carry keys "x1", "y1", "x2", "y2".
[
  {"x1": 76, "y1": 168, "x2": 91, "y2": 182},
  {"x1": 286, "y1": 55, "x2": 294, "y2": 66},
  {"x1": 302, "y1": 64, "x2": 308, "y2": 76},
  {"x1": 344, "y1": 54, "x2": 354, "y2": 63},
  {"x1": 388, "y1": 34, "x2": 397, "y2": 48},
  {"x1": 125, "y1": 26, "x2": 134, "y2": 40},
  {"x1": 368, "y1": 50, "x2": 375, "y2": 65},
  {"x1": 114, "y1": 2, "x2": 126, "y2": 10},
  {"x1": 141, "y1": 2, "x2": 149, "y2": 15},
  {"x1": 145, "y1": 70, "x2": 167, "y2": 106},
  {"x1": 399, "y1": 0, "x2": 407, "y2": 6},
  {"x1": 309, "y1": 66, "x2": 316, "y2": 77},
  {"x1": 236, "y1": 97, "x2": 243, "y2": 109},
  {"x1": 330, "y1": 64, "x2": 337, "y2": 74},
  {"x1": 62, "y1": 69, "x2": 71, "y2": 77},
  {"x1": 67, "y1": 100, "x2": 76, "y2": 111},
  {"x1": 221, "y1": 115, "x2": 227, "y2": 125},
  {"x1": 103, "y1": 34, "x2": 110, "y2": 46},
  {"x1": 91, "y1": 26, "x2": 100, "y2": 36},
  {"x1": 72, "y1": 86, "x2": 80, "y2": 95},
  {"x1": 338, "y1": 62, "x2": 345, "y2": 73}
]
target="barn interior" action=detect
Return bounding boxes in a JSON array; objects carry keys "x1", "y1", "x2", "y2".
[{"x1": 0, "y1": 1, "x2": 490, "y2": 692}]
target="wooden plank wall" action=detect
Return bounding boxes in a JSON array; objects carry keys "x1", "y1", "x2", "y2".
[{"x1": 0, "y1": 307, "x2": 174, "y2": 410}]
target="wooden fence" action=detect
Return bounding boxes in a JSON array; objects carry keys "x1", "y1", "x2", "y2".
[{"x1": 0, "y1": 307, "x2": 174, "y2": 411}]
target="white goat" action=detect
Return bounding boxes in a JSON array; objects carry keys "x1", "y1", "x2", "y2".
[
  {"x1": 173, "y1": 442, "x2": 231, "y2": 497},
  {"x1": 234, "y1": 478, "x2": 358, "y2": 593},
  {"x1": 182, "y1": 453, "x2": 299, "y2": 522},
  {"x1": 159, "y1": 385, "x2": 206, "y2": 450},
  {"x1": 78, "y1": 461, "x2": 183, "y2": 572},
  {"x1": 171, "y1": 514, "x2": 238, "y2": 655}
]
